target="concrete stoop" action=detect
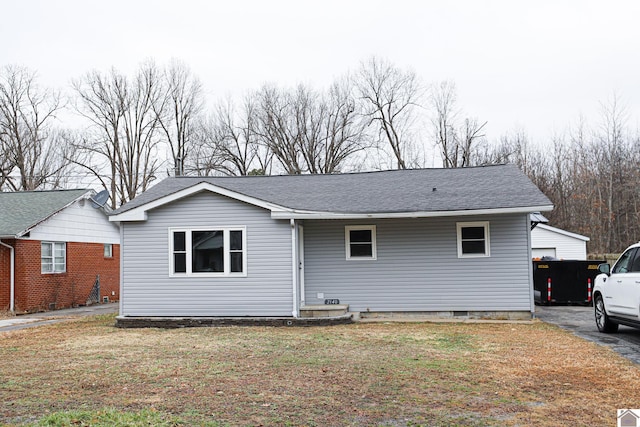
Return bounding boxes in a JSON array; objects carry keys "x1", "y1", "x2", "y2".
[{"x1": 299, "y1": 304, "x2": 349, "y2": 318}]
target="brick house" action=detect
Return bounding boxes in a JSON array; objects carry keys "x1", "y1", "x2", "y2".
[{"x1": 0, "y1": 189, "x2": 120, "y2": 313}]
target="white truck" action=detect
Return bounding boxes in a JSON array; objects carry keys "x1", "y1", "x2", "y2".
[{"x1": 593, "y1": 242, "x2": 640, "y2": 333}]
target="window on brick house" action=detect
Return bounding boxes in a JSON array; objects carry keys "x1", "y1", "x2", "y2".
[
  {"x1": 42, "y1": 242, "x2": 66, "y2": 273},
  {"x1": 104, "y1": 244, "x2": 113, "y2": 258}
]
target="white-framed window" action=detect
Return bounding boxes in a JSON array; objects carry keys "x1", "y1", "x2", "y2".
[
  {"x1": 41, "y1": 242, "x2": 66, "y2": 273},
  {"x1": 169, "y1": 227, "x2": 247, "y2": 276},
  {"x1": 104, "y1": 243, "x2": 113, "y2": 258},
  {"x1": 345, "y1": 225, "x2": 377, "y2": 260},
  {"x1": 457, "y1": 221, "x2": 490, "y2": 258}
]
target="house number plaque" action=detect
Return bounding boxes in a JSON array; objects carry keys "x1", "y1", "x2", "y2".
[{"x1": 324, "y1": 299, "x2": 340, "y2": 305}]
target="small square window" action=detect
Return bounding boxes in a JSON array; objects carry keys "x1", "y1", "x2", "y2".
[
  {"x1": 457, "y1": 222, "x2": 490, "y2": 258},
  {"x1": 345, "y1": 225, "x2": 377, "y2": 260},
  {"x1": 104, "y1": 244, "x2": 113, "y2": 258}
]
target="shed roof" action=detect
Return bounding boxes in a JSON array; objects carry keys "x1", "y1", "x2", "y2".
[
  {"x1": 0, "y1": 189, "x2": 92, "y2": 237},
  {"x1": 533, "y1": 224, "x2": 590, "y2": 242},
  {"x1": 111, "y1": 164, "x2": 553, "y2": 221}
]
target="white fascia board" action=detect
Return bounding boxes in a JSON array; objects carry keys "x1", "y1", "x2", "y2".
[
  {"x1": 270, "y1": 205, "x2": 555, "y2": 220},
  {"x1": 536, "y1": 223, "x2": 590, "y2": 241},
  {"x1": 109, "y1": 181, "x2": 292, "y2": 222}
]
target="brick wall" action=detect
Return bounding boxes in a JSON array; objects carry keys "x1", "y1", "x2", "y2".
[
  {"x1": 10, "y1": 240, "x2": 120, "y2": 313},
  {"x1": 0, "y1": 239, "x2": 14, "y2": 311}
]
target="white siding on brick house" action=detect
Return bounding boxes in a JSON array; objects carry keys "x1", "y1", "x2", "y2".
[
  {"x1": 531, "y1": 224, "x2": 588, "y2": 260},
  {"x1": 120, "y1": 191, "x2": 293, "y2": 317},
  {"x1": 302, "y1": 214, "x2": 533, "y2": 313},
  {"x1": 28, "y1": 200, "x2": 120, "y2": 244}
]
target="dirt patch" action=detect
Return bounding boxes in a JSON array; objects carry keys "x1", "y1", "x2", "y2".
[{"x1": 0, "y1": 316, "x2": 636, "y2": 426}]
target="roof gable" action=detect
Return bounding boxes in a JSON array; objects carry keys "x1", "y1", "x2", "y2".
[
  {"x1": 110, "y1": 164, "x2": 553, "y2": 221},
  {"x1": 0, "y1": 189, "x2": 93, "y2": 237}
]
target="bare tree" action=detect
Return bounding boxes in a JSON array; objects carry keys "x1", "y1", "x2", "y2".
[
  {"x1": 194, "y1": 95, "x2": 272, "y2": 176},
  {"x1": 313, "y1": 79, "x2": 368, "y2": 173},
  {"x1": 253, "y1": 81, "x2": 368, "y2": 174},
  {"x1": 155, "y1": 60, "x2": 204, "y2": 176},
  {"x1": 431, "y1": 81, "x2": 486, "y2": 168},
  {"x1": 72, "y1": 63, "x2": 163, "y2": 208},
  {"x1": 354, "y1": 57, "x2": 423, "y2": 169},
  {"x1": 0, "y1": 65, "x2": 74, "y2": 191}
]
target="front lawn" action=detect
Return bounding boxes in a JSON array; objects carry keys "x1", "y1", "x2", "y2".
[{"x1": 0, "y1": 314, "x2": 637, "y2": 426}]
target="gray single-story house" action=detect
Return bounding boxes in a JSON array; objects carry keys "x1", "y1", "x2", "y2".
[{"x1": 109, "y1": 164, "x2": 553, "y2": 322}]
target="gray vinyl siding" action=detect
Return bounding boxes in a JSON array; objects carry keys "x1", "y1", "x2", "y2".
[
  {"x1": 302, "y1": 214, "x2": 532, "y2": 312},
  {"x1": 121, "y1": 191, "x2": 293, "y2": 317}
]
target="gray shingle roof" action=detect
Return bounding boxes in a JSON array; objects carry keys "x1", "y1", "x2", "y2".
[
  {"x1": 0, "y1": 189, "x2": 91, "y2": 237},
  {"x1": 112, "y1": 164, "x2": 552, "y2": 217}
]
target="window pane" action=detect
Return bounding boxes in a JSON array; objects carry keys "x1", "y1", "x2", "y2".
[
  {"x1": 350, "y1": 243, "x2": 373, "y2": 257},
  {"x1": 54, "y1": 242, "x2": 65, "y2": 257},
  {"x1": 462, "y1": 240, "x2": 486, "y2": 254},
  {"x1": 230, "y1": 230, "x2": 243, "y2": 251},
  {"x1": 104, "y1": 244, "x2": 112, "y2": 257},
  {"x1": 192, "y1": 230, "x2": 224, "y2": 272},
  {"x1": 174, "y1": 253, "x2": 186, "y2": 273},
  {"x1": 631, "y1": 252, "x2": 640, "y2": 272},
  {"x1": 41, "y1": 260, "x2": 52, "y2": 272},
  {"x1": 230, "y1": 252, "x2": 243, "y2": 273},
  {"x1": 41, "y1": 243, "x2": 52, "y2": 257},
  {"x1": 54, "y1": 262, "x2": 65, "y2": 272},
  {"x1": 350, "y1": 229, "x2": 372, "y2": 243},
  {"x1": 461, "y1": 227, "x2": 484, "y2": 240},
  {"x1": 173, "y1": 232, "x2": 186, "y2": 252},
  {"x1": 614, "y1": 249, "x2": 636, "y2": 273}
]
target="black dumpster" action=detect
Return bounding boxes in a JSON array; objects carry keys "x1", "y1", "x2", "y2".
[{"x1": 533, "y1": 260, "x2": 604, "y2": 305}]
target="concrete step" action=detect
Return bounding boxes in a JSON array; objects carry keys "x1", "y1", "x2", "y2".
[{"x1": 300, "y1": 304, "x2": 349, "y2": 318}]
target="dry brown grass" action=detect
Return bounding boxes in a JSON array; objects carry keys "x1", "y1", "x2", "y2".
[
  {"x1": 0, "y1": 310, "x2": 15, "y2": 320},
  {"x1": 0, "y1": 314, "x2": 637, "y2": 426}
]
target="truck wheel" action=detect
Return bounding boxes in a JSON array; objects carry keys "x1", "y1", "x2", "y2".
[{"x1": 595, "y1": 295, "x2": 618, "y2": 333}]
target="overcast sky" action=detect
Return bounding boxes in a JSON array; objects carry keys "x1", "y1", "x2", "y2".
[{"x1": 3, "y1": 0, "x2": 640, "y2": 148}]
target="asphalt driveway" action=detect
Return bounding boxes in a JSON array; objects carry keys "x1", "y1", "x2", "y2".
[
  {"x1": 536, "y1": 305, "x2": 640, "y2": 364},
  {"x1": 0, "y1": 303, "x2": 118, "y2": 333}
]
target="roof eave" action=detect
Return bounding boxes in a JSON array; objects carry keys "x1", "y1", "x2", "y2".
[
  {"x1": 535, "y1": 223, "x2": 590, "y2": 241},
  {"x1": 270, "y1": 205, "x2": 555, "y2": 220},
  {"x1": 109, "y1": 182, "x2": 292, "y2": 222}
]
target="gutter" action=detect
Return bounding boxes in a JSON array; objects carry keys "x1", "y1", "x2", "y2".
[
  {"x1": 271, "y1": 205, "x2": 555, "y2": 220},
  {"x1": 0, "y1": 240, "x2": 15, "y2": 312}
]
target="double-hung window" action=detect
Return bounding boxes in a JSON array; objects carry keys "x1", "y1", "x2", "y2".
[
  {"x1": 42, "y1": 242, "x2": 66, "y2": 273},
  {"x1": 170, "y1": 227, "x2": 246, "y2": 276},
  {"x1": 345, "y1": 225, "x2": 377, "y2": 260},
  {"x1": 457, "y1": 222, "x2": 490, "y2": 258},
  {"x1": 104, "y1": 243, "x2": 113, "y2": 258}
]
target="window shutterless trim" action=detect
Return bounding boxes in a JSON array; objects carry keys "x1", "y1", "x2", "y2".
[
  {"x1": 41, "y1": 241, "x2": 66, "y2": 274},
  {"x1": 168, "y1": 226, "x2": 247, "y2": 277},
  {"x1": 104, "y1": 243, "x2": 113, "y2": 258},
  {"x1": 345, "y1": 225, "x2": 377, "y2": 260},
  {"x1": 456, "y1": 221, "x2": 490, "y2": 258}
]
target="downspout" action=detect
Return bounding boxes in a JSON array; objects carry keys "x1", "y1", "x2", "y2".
[
  {"x1": 290, "y1": 219, "x2": 299, "y2": 318},
  {"x1": 0, "y1": 241, "x2": 15, "y2": 312},
  {"x1": 526, "y1": 215, "x2": 535, "y2": 318},
  {"x1": 118, "y1": 224, "x2": 124, "y2": 317}
]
